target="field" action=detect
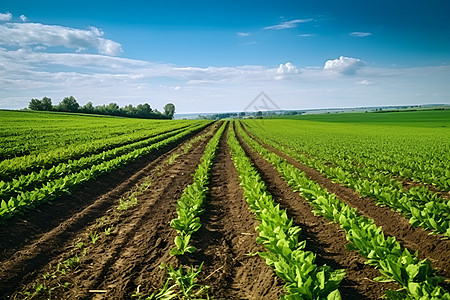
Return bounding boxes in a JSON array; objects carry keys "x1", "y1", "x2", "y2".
[{"x1": 0, "y1": 110, "x2": 449, "y2": 299}]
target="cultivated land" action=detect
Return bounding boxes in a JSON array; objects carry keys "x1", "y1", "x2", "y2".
[{"x1": 0, "y1": 110, "x2": 449, "y2": 299}]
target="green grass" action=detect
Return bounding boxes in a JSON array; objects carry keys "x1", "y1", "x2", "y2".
[{"x1": 275, "y1": 110, "x2": 450, "y2": 128}]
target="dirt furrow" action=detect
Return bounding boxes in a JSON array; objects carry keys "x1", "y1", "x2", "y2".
[
  {"x1": 0, "y1": 123, "x2": 209, "y2": 262},
  {"x1": 236, "y1": 126, "x2": 399, "y2": 299},
  {"x1": 0, "y1": 125, "x2": 213, "y2": 299},
  {"x1": 240, "y1": 123, "x2": 450, "y2": 278},
  {"x1": 185, "y1": 127, "x2": 283, "y2": 299}
]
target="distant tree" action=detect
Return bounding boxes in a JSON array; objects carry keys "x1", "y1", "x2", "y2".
[
  {"x1": 28, "y1": 98, "x2": 43, "y2": 111},
  {"x1": 57, "y1": 96, "x2": 79, "y2": 112},
  {"x1": 41, "y1": 97, "x2": 53, "y2": 111},
  {"x1": 106, "y1": 102, "x2": 120, "y2": 115},
  {"x1": 81, "y1": 101, "x2": 95, "y2": 113},
  {"x1": 163, "y1": 103, "x2": 175, "y2": 119}
]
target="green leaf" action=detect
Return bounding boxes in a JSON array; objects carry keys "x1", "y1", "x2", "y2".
[
  {"x1": 185, "y1": 246, "x2": 198, "y2": 253},
  {"x1": 373, "y1": 276, "x2": 396, "y2": 283},
  {"x1": 326, "y1": 289, "x2": 342, "y2": 300}
]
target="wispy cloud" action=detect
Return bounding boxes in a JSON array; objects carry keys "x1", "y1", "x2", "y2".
[
  {"x1": 240, "y1": 41, "x2": 257, "y2": 46},
  {"x1": 237, "y1": 32, "x2": 250, "y2": 37},
  {"x1": 264, "y1": 19, "x2": 313, "y2": 30},
  {"x1": 298, "y1": 33, "x2": 315, "y2": 37},
  {"x1": 1, "y1": 46, "x2": 449, "y2": 112},
  {"x1": 349, "y1": 32, "x2": 372, "y2": 37},
  {"x1": 0, "y1": 18, "x2": 448, "y2": 113},
  {"x1": 0, "y1": 23, "x2": 123, "y2": 56},
  {"x1": 20, "y1": 15, "x2": 27, "y2": 22},
  {"x1": 0, "y1": 12, "x2": 12, "y2": 21},
  {"x1": 323, "y1": 56, "x2": 366, "y2": 75},
  {"x1": 355, "y1": 79, "x2": 373, "y2": 85}
]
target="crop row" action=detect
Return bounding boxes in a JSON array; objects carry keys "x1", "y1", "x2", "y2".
[
  {"x1": 228, "y1": 123, "x2": 344, "y2": 299},
  {"x1": 0, "y1": 123, "x2": 208, "y2": 222},
  {"x1": 0, "y1": 111, "x2": 178, "y2": 160},
  {"x1": 146, "y1": 123, "x2": 227, "y2": 299},
  {"x1": 170, "y1": 122, "x2": 226, "y2": 256},
  {"x1": 243, "y1": 122, "x2": 450, "y2": 237},
  {"x1": 0, "y1": 126, "x2": 192, "y2": 202},
  {"x1": 0, "y1": 121, "x2": 202, "y2": 181},
  {"x1": 237, "y1": 122, "x2": 450, "y2": 299},
  {"x1": 242, "y1": 120, "x2": 448, "y2": 191}
]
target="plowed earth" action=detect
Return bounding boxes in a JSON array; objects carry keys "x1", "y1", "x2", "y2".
[
  {"x1": 240, "y1": 123, "x2": 450, "y2": 279},
  {"x1": 0, "y1": 121, "x2": 448, "y2": 300}
]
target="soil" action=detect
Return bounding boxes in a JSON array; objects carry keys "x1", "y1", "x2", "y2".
[
  {"x1": 1, "y1": 120, "x2": 448, "y2": 300},
  {"x1": 397, "y1": 177, "x2": 450, "y2": 200},
  {"x1": 183, "y1": 126, "x2": 283, "y2": 299},
  {"x1": 0, "y1": 124, "x2": 212, "y2": 299},
  {"x1": 1, "y1": 123, "x2": 283, "y2": 300},
  {"x1": 240, "y1": 123, "x2": 450, "y2": 279},
  {"x1": 235, "y1": 124, "x2": 399, "y2": 299}
]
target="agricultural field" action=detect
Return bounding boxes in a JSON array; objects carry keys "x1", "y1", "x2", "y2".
[{"x1": 0, "y1": 110, "x2": 449, "y2": 299}]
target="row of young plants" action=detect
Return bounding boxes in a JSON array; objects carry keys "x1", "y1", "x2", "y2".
[
  {"x1": 243, "y1": 118, "x2": 449, "y2": 192},
  {"x1": 0, "y1": 110, "x2": 180, "y2": 161},
  {"x1": 19, "y1": 124, "x2": 220, "y2": 300},
  {"x1": 170, "y1": 122, "x2": 226, "y2": 255},
  {"x1": 228, "y1": 124, "x2": 344, "y2": 300},
  {"x1": 237, "y1": 122, "x2": 450, "y2": 300},
  {"x1": 0, "y1": 126, "x2": 192, "y2": 202},
  {"x1": 143, "y1": 123, "x2": 228, "y2": 299},
  {"x1": 0, "y1": 123, "x2": 209, "y2": 222},
  {"x1": 0, "y1": 121, "x2": 200, "y2": 181},
  {"x1": 242, "y1": 122, "x2": 450, "y2": 237}
]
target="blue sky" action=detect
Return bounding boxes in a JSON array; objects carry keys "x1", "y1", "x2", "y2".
[{"x1": 1, "y1": 0, "x2": 449, "y2": 113}]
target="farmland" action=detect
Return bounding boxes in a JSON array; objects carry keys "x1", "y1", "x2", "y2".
[{"x1": 0, "y1": 110, "x2": 449, "y2": 299}]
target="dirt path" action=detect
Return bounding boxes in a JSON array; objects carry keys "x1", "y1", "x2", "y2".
[
  {"x1": 240, "y1": 123, "x2": 450, "y2": 279},
  {"x1": 185, "y1": 127, "x2": 283, "y2": 299},
  {"x1": 0, "y1": 124, "x2": 213, "y2": 299},
  {"x1": 235, "y1": 125, "x2": 399, "y2": 299}
]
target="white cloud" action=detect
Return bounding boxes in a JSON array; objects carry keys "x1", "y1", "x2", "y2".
[
  {"x1": 0, "y1": 23, "x2": 122, "y2": 56},
  {"x1": 323, "y1": 56, "x2": 366, "y2": 75},
  {"x1": 275, "y1": 62, "x2": 299, "y2": 79},
  {"x1": 355, "y1": 79, "x2": 373, "y2": 85},
  {"x1": 298, "y1": 34, "x2": 315, "y2": 37},
  {"x1": 264, "y1": 19, "x2": 313, "y2": 30},
  {"x1": 20, "y1": 15, "x2": 27, "y2": 22},
  {"x1": 0, "y1": 41, "x2": 449, "y2": 113},
  {"x1": 349, "y1": 32, "x2": 372, "y2": 37},
  {"x1": 237, "y1": 32, "x2": 250, "y2": 37},
  {"x1": 0, "y1": 12, "x2": 12, "y2": 21}
]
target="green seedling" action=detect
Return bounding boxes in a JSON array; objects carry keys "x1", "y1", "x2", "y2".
[
  {"x1": 104, "y1": 226, "x2": 112, "y2": 236},
  {"x1": 89, "y1": 231, "x2": 100, "y2": 244}
]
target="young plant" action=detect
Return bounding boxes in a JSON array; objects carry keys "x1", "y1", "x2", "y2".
[{"x1": 89, "y1": 231, "x2": 100, "y2": 244}]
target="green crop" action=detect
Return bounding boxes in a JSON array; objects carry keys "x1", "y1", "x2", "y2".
[
  {"x1": 228, "y1": 123, "x2": 344, "y2": 300},
  {"x1": 242, "y1": 117, "x2": 450, "y2": 237},
  {"x1": 0, "y1": 122, "x2": 209, "y2": 222},
  {"x1": 169, "y1": 122, "x2": 226, "y2": 256},
  {"x1": 237, "y1": 121, "x2": 449, "y2": 299}
]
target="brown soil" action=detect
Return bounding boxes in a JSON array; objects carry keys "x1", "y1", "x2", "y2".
[
  {"x1": 235, "y1": 125, "x2": 399, "y2": 299},
  {"x1": 0, "y1": 124, "x2": 208, "y2": 262},
  {"x1": 0, "y1": 124, "x2": 212, "y2": 299},
  {"x1": 240, "y1": 123, "x2": 450, "y2": 279},
  {"x1": 1, "y1": 123, "x2": 283, "y2": 300},
  {"x1": 182, "y1": 127, "x2": 283, "y2": 299},
  {"x1": 2, "y1": 120, "x2": 448, "y2": 300},
  {"x1": 397, "y1": 177, "x2": 450, "y2": 200}
]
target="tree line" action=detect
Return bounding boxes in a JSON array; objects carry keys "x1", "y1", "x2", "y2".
[{"x1": 28, "y1": 96, "x2": 175, "y2": 119}]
